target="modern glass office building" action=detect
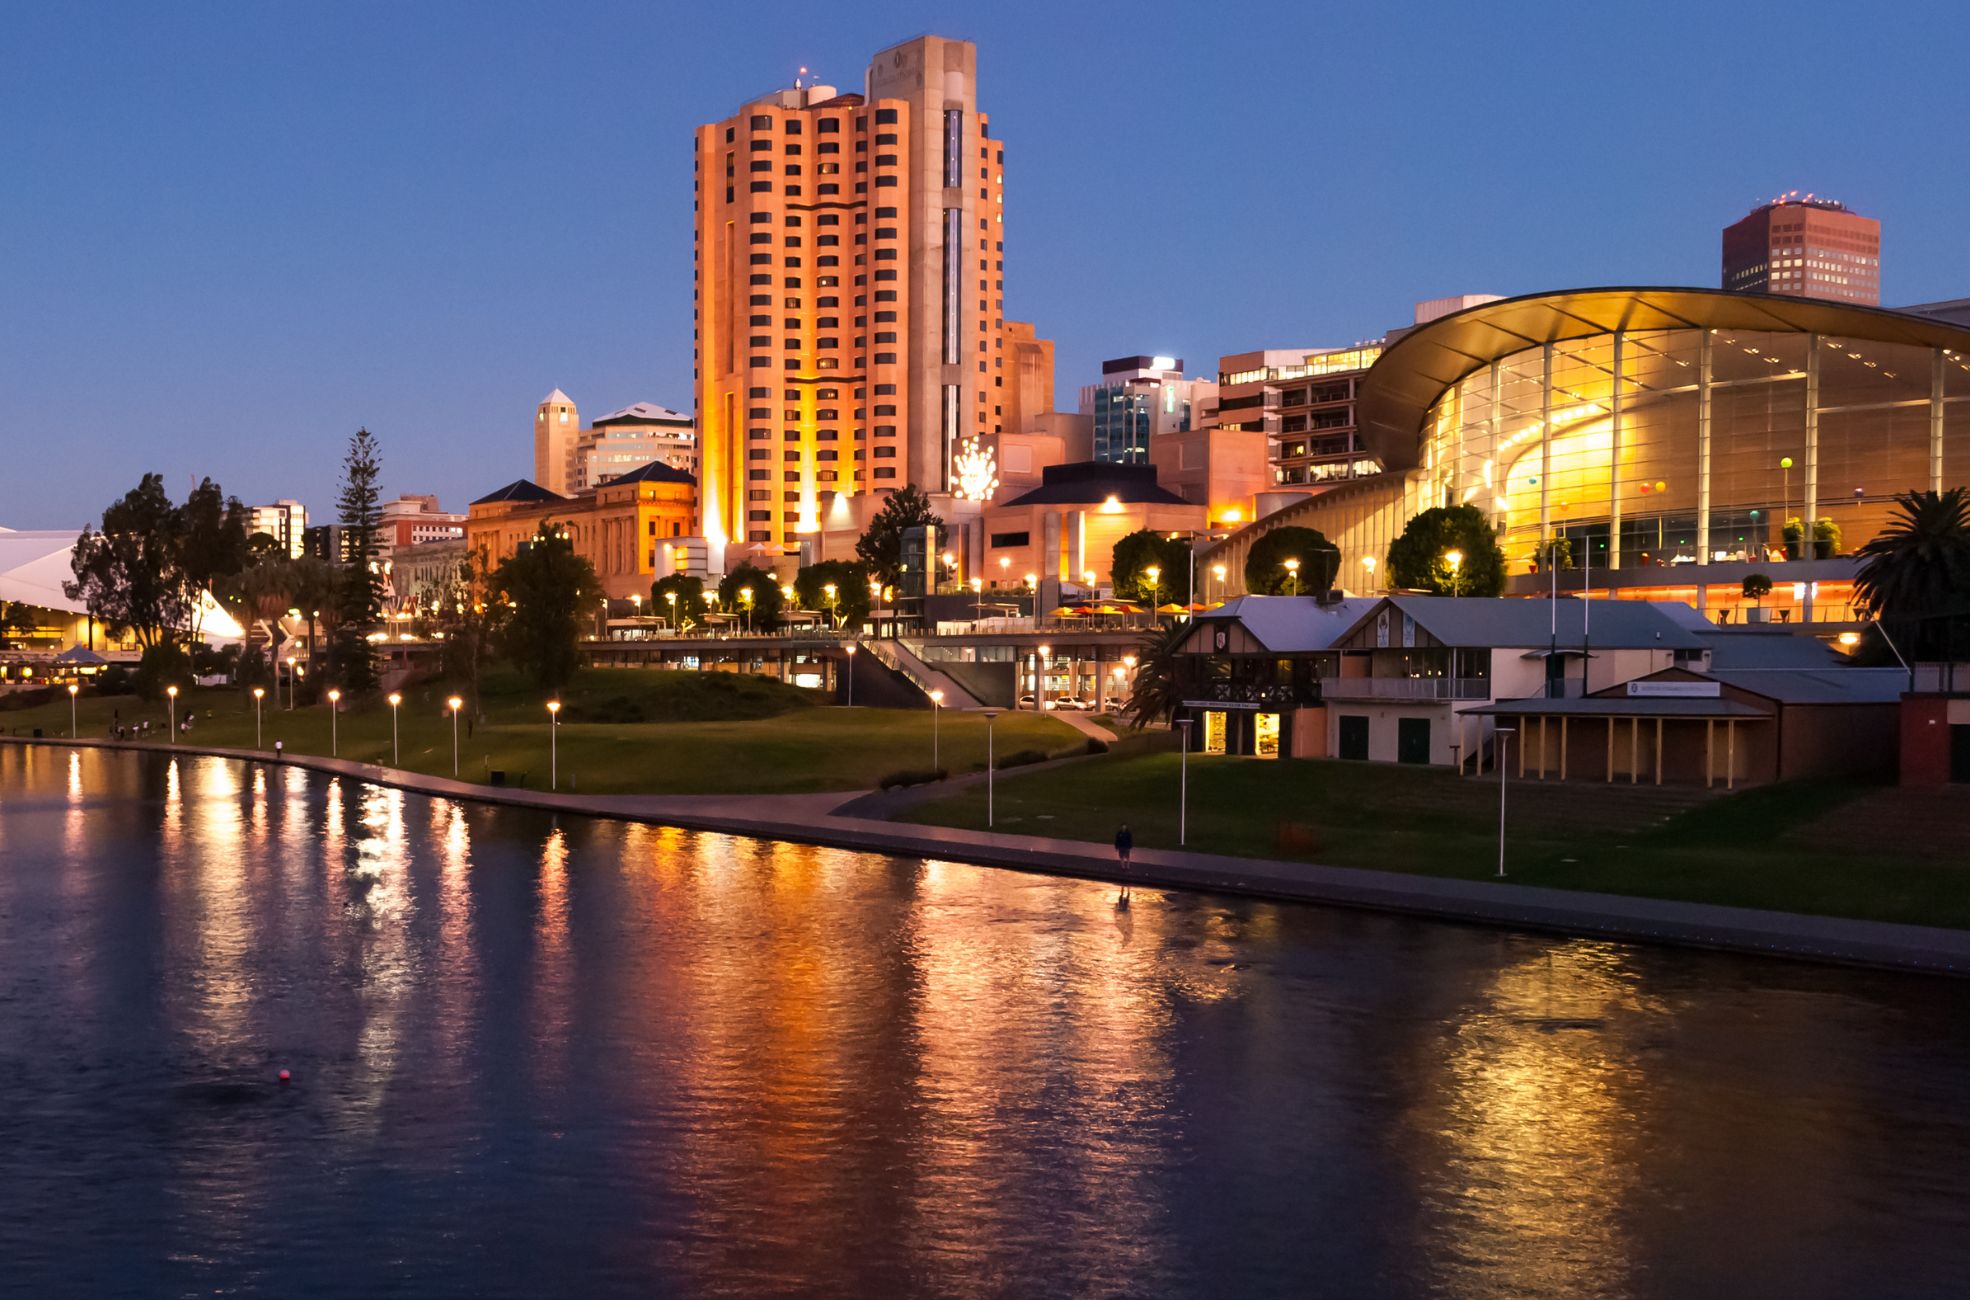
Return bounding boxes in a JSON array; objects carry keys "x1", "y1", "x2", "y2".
[{"x1": 1207, "y1": 288, "x2": 1970, "y2": 621}]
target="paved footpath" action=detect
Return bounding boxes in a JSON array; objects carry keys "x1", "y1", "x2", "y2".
[{"x1": 9, "y1": 734, "x2": 1970, "y2": 977}]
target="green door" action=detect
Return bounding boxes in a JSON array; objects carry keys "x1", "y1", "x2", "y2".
[
  {"x1": 1397, "y1": 717, "x2": 1431, "y2": 765},
  {"x1": 1338, "y1": 715, "x2": 1369, "y2": 761}
]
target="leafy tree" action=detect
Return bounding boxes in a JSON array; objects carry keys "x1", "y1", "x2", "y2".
[
  {"x1": 1741, "y1": 573, "x2": 1773, "y2": 610},
  {"x1": 330, "y1": 427, "x2": 385, "y2": 692},
  {"x1": 1119, "y1": 620, "x2": 1186, "y2": 731},
  {"x1": 133, "y1": 641, "x2": 192, "y2": 702},
  {"x1": 1245, "y1": 526, "x2": 1338, "y2": 595},
  {"x1": 796, "y1": 559, "x2": 872, "y2": 627},
  {"x1": 651, "y1": 573, "x2": 708, "y2": 630},
  {"x1": 66, "y1": 474, "x2": 191, "y2": 649},
  {"x1": 717, "y1": 564, "x2": 785, "y2": 631},
  {"x1": 1385, "y1": 506, "x2": 1506, "y2": 596},
  {"x1": 65, "y1": 473, "x2": 248, "y2": 650},
  {"x1": 1854, "y1": 488, "x2": 1970, "y2": 659},
  {"x1": 0, "y1": 600, "x2": 36, "y2": 640},
  {"x1": 1111, "y1": 529, "x2": 1191, "y2": 603},
  {"x1": 492, "y1": 523, "x2": 601, "y2": 693},
  {"x1": 854, "y1": 484, "x2": 944, "y2": 587},
  {"x1": 432, "y1": 551, "x2": 504, "y2": 720}
]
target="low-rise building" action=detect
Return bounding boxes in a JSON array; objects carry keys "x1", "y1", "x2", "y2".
[
  {"x1": 466, "y1": 461, "x2": 697, "y2": 601},
  {"x1": 979, "y1": 461, "x2": 1206, "y2": 593}
]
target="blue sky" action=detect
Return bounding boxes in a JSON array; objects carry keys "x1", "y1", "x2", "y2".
[{"x1": 3, "y1": 0, "x2": 1965, "y2": 528}]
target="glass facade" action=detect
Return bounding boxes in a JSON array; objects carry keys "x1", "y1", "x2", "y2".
[
  {"x1": 1422, "y1": 327, "x2": 1970, "y2": 572},
  {"x1": 1091, "y1": 388, "x2": 1153, "y2": 464}
]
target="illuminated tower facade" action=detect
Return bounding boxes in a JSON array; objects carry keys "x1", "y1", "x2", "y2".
[
  {"x1": 534, "y1": 388, "x2": 579, "y2": 496},
  {"x1": 694, "y1": 35, "x2": 1006, "y2": 552},
  {"x1": 1722, "y1": 194, "x2": 1880, "y2": 305}
]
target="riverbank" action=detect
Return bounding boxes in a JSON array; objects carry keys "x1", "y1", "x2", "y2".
[{"x1": 7, "y1": 734, "x2": 1969, "y2": 977}]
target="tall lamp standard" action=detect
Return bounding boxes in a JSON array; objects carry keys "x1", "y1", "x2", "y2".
[
  {"x1": 546, "y1": 700, "x2": 561, "y2": 790},
  {"x1": 1144, "y1": 564, "x2": 1161, "y2": 620},
  {"x1": 1212, "y1": 563, "x2": 1227, "y2": 604},
  {"x1": 166, "y1": 684, "x2": 178, "y2": 742},
  {"x1": 1780, "y1": 456, "x2": 1794, "y2": 552},
  {"x1": 824, "y1": 582, "x2": 839, "y2": 629},
  {"x1": 1036, "y1": 643, "x2": 1051, "y2": 712},
  {"x1": 844, "y1": 643, "x2": 856, "y2": 706},
  {"x1": 1177, "y1": 716, "x2": 1193, "y2": 846},
  {"x1": 1361, "y1": 554, "x2": 1378, "y2": 594},
  {"x1": 972, "y1": 576, "x2": 984, "y2": 622},
  {"x1": 978, "y1": 707, "x2": 1004, "y2": 828},
  {"x1": 387, "y1": 691, "x2": 402, "y2": 766},
  {"x1": 740, "y1": 585, "x2": 754, "y2": 635},
  {"x1": 1284, "y1": 557, "x2": 1301, "y2": 596},
  {"x1": 251, "y1": 686, "x2": 265, "y2": 748},
  {"x1": 447, "y1": 695, "x2": 463, "y2": 776},
  {"x1": 67, "y1": 682, "x2": 79, "y2": 738},
  {"x1": 1444, "y1": 548, "x2": 1464, "y2": 598},
  {"x1": 1494, "y1": 727, "x2": 1515, "y2": 878},
  {"x1": 284, "y1": 657, "x2": 297, "y2": 710},
  {"x1": 929, "y1": 688, "x2": 944, "y2": 768},
  {"x1": 326, "y1": 688, "x2": 342, "y2": 757}
]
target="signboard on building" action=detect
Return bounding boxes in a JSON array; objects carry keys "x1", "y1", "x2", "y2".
[{"x1": 1626, "y1": 680, "x2": 1722, "y2": 698}]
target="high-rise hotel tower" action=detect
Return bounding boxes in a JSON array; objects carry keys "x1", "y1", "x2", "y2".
[{"x1": 694, "y1": 36, "x2": 1006, "y2": 552}]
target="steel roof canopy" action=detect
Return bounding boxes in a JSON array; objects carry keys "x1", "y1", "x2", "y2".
[{"x1": 1355, "y1": 286, "x2": 1970, "y2": 470}]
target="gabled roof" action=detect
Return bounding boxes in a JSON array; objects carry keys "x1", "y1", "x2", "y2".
[
  {"x1": 598, "y1": 460, "x2": 697, "y2": 488},
  {"x1": 1704, "y1": 667, "x2": 1907, "y2": 704},
  {"x1": 593, "y1": 402, "x2": 692, "y2": 427},
  {"x1": 998, "y1": 461, "x2": 1191, "y2": 508},
  {"x1": 1344, "y1": 595, "x2": 1712, "y2": 650},
  {"x1": 1193, "y1": 596, "x2": 1381, "y2": 652},
  {"x1": 471, "y1": 479, "x2": 565, "y2": 506}
]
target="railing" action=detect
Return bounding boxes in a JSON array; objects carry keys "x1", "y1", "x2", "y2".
[{"x1": 1319, "y1": 676, "x2": 1491, "y2": 702}]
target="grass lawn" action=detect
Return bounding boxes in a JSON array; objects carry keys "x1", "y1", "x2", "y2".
[
  {"x1": 898, "y1": 748, "x2": 1970, "y2": 930},
  {"x1": 0, "y1": 668, "x2": 1084, "y2": 796}
]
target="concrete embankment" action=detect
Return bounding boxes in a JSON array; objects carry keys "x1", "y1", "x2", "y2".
[{"x1": 7, "y1": 735, "x2": 1969, "y2": 977}]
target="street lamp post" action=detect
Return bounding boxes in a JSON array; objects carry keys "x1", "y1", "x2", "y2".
[
  {"x1": 1036, "y1": 643, "x2": 1050, "y2": 711},
  {"x1": 844, "y1": 643, "x2": 856, "y2": 706},
  {"x1": 251, "y1": 686, "x2": 264, "y2": 748},
  {"x1": 740, "y1": 586, "x2": 753, "y2": 635},
  {"x1": 972, "y1": 576, "x2": 984, "y2": 622},
  {"x1": 824, "y1": 582, "x2": 838, "y2": 628},
  {"x1": 1780, "y1": 456, "x2": 1794, "y2": 553},
  {"x1": 387, "y1": 691, "x2": 402, "y2": 766},
  {"x1": 547, "y1": 700, "x2": 561, "y2": 790},
  {"x1": 1212, "y1": 563, "x2": 1227, "y2": 604},
  {"x1": 166, "y1": 684, "x2": 178, "y2": 742},
  {"x1": 1284, "y1": 557, "x2": 1300, "y2": 596},
  {"x1": 930, "y1": 688, "x2": 944, "y2": 768},
  {"x1": 1144, "y1": 565, "x2": 1161, "y2": 617},
  {"x1": 447, "y1": 695, "x2": 463, "y2": 775},
  {"x1": 1361, "y1": 554, "x2": 1378, "y2": 594},
  {"x1": 1177, "y1": 716, "x2": 1193, "y2": 847},
  {"x1": 1495, "y1": 727, "x2": 1515, "y2": 877},
  {"x1": 1445, "y1": 548, "x2": 1464, "y2": 598},
  {"x1": 979, "y1": 707, "x2": 1004, "y2": 828},
  {"x1": 67, "y1": 683, "x2": 79, "y2": 738},
  {"x1": 284, "y1": 657, "x2": 297, "y2": 709},
  {"x1": 327, "y1": 688, "x2": 342, "y2": 757}
]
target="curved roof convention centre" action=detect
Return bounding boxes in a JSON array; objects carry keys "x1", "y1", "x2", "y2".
[{"x1": 1355, "y1": 286, "x2": 1970, "y2": 470}]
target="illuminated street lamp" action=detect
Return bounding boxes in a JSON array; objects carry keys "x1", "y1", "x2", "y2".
[
  {"x1": 740, "y1": 585, "x2": 754, "y2": 634},
  {"x1": 284, "y1": 656, "x2": 297, "y2": 710},
  {"x1": 251, "y1": 686, "x2": 264, "y2": 748},
  {"x1": 1444, "y1": 548, "x2": 1464, "y2": 598},
  {"x1": 844, "y1": 643, "x2": 856, "y2": 706},
  {"x1": 664, "y1": 589, "x2": 678, "y2": 628},
  {"x1": 824, "y1": 581, "x2": 839, "y2": 627},
  {"x1": 546, "y1": 700, "x2": 561, "y2": 790},
  {"x1": 979, "y1": 707, "x2": 1004, "y2": 827},
  {"x1": 929, "y1": 688, "x2": 944, "y2": 768},
  {"x1": 167, "y1": 684, "x2": 178, "y2": 742},
  {"x1": 387, "y1": 691, "x2": 402, "y2": 765},
  {"x1": 1145, "y1": 563, "x2": 1161, "y2": 614},
  {"x1": 1211, "y1": 562, "x2": 1227, "y2": 603},
  {"x1": 67, "y1": 682, "x2": 79, "y2": 738},
  {"x1": 1283, "y1": 557, "x2": 1300, "y2": 596},
  {"x1": 972, "y1": 575, "x2": 985, "y2": 620},
  {"x1": 447, "y1": 695, "x2": 463, "y2": 775},
  {"x1": 1036, "y1": 643, "x2": 1051, "y2": 712},
  {"x1": 327, "y1": 688, "x2": 342, "y2": 757}
]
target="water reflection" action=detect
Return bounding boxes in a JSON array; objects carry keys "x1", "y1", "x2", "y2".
[{"x1": 2, "y1": 746, "x2": 1969, "y2": 1299}]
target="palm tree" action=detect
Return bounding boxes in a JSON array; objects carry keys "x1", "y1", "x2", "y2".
[
  {"x1": 1854, "y1": 488, "x2": 1970, "y2": 659},
  {"x1": 1119, "y1": 619, "x2": 1187, "y2": 731}
]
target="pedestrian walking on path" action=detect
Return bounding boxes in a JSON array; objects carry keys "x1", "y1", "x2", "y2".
[{"x1": 1114, "y1": 824, "x2": 1134, "y2": 905}]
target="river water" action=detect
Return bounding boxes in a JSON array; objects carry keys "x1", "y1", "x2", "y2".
[{"x1": 0, "y1": 746, "x2": 1966, "y2": 1298}]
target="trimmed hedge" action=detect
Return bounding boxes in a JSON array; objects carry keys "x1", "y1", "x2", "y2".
[{"x1": 878, "y1": 766, "x2": 948, "y2": 790}]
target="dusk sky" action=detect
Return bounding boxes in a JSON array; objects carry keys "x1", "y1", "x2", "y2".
[{"x1": 4, "y1": 0, "x2": 1965, "y2": 529}]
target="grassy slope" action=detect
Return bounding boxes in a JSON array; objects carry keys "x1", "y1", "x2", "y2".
[
  {"x1": 898, "y1": 748, "x2": 1970, "y2": 929},
  {"x1": 1, "y1": 669, "x2": 1082, "y2": 796}
]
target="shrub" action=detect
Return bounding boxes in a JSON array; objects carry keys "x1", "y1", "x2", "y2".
[
  {"x1": 878, "y1": 767, "x2": 948, "y2": 790},
  {"x1": 1084, "y1": 737, "x2": 1109, "y2": 755},
  {"x1": 995, "y1": 748, "x2": 1049, "y2": 770},
  {"x1": 134, "y1": 642, "x2": 192, "y2": 701}
]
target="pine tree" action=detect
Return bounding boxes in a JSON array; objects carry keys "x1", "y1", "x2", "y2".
[{"x1": 332, "y1": 427, "x2": 385, "y2": 692}]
